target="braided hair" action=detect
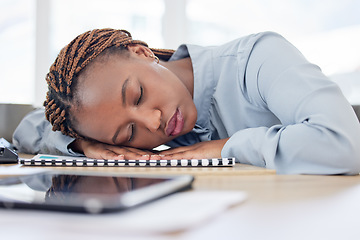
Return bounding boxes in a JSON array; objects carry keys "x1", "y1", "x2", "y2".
[
  {"x1": 43, "y1": 28, "x2": 175, "y2": 139},
  {"x1": 45, "y1": 175, "x2": 81, "y2": 203}
]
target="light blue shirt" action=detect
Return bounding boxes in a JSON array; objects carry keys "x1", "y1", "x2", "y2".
[{"x1": 13, "y1": 32, "x2": 360, "y2": 175}]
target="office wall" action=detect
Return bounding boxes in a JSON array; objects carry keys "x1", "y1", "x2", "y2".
[{"x1": 0, "y1": 104, "x2": 35, "y2": 142}]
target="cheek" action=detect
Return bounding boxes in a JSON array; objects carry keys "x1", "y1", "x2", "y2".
[
  {"x1": 150, "y1": 66, "x2": 184, "y2": 91},
  {"x1": 72, "y1": 112, "x2": 114, "y2": 143},
  {"x1": 126, "y1": 130, "x2": 166, "y2": 149}
]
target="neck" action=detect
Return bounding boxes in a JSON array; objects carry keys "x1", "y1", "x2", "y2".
[{"x1": 160, "y1": 58, "x2": 194, "y2": 97}]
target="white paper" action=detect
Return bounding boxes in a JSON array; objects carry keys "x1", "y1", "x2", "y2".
[{"x1": 0, "y1": 190, "x2": 247, "y2": 237}]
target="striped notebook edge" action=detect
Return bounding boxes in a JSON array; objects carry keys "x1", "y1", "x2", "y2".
[{"x1": 19, "y1": 158, "x2": 235, "y2": 167}]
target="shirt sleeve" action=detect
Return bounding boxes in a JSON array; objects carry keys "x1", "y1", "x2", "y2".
[
  {"x1": 12, "y1": 108, "x2": 82, "y2": 156},
  {"x1": 221, "y1": 34, "x2": 360, "y2": 175}
]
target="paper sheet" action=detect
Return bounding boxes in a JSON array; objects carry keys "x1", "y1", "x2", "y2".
[{"x1": 0, "y1": 190, "x2": 247, "y2": 237}]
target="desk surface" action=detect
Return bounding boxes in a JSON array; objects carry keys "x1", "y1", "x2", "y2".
[{"x1": 1, "y1": 155, "x2": 360, "y2": 240}]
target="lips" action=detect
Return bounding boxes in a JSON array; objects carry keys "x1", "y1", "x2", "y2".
[{"x1": 166, "y1": 109, "x2": 184, "y2": 137}]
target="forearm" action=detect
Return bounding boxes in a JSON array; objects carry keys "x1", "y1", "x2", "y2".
[
  {"x1": 222, "y1": 120, "x2": 360, "y2": 175},
  {"x1": 221, "y1": 33, "x2": 360, "y2": 175}
]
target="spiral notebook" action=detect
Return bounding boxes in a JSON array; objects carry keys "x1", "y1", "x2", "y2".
[{"x1": 19, "y1": 154, "x2": 235, "y2": 167}]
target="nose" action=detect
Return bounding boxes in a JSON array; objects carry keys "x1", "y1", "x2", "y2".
[{"x1": 136, "y1": 108, "x2": 161, "y2": 133}]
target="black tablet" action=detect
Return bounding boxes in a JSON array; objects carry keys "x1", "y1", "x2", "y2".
[{"x1": 0, "y1": 171, "x2": 194, "y2": 213}]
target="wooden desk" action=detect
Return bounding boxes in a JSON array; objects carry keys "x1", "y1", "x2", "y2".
[
  {"x1": 19, "y1": 163, "x2": 274, "y2": 176},
  {"x1": 1, "y1": 155, "x2": 360, "y2": 240}
]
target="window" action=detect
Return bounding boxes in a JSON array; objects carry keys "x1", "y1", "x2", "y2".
[
  {"x1": 50, "y1": 0, "x2": 165, "y2": 59},
  {"x1": 1, "y1": 0, "x2": 360, "y2": 105},
  {"x1": 0, "y1": 0, "x2": 164, "y2": 106},
  {"x1": 186, "y1": 0, "x2": 360, "y2": 76},
  {"x1": 186, "y1": 0, "x2": 360, "y2": 103},
  {"x1": 0, "y1": 0, "x2": 35, "y2": 104}
]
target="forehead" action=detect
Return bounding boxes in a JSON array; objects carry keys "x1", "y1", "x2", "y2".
[
  {"x1": 77, "y1": 58, "x2": 125, "y2": 106},
  {"x1": 71, "y1": 59, "x2": 127, "y2": 139}
]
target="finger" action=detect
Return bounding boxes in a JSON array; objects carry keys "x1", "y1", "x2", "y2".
[
  {"x1": 106, "y1": 146, "x2": 149, "y2": 159},
  {"x1": 160, "y1": 146, "x2": 193, "y2": 155},
  {"x1": 96, "y1": 146, "x2": 145, "y2": 160},
  {"x1": 150, "y1": 154, "x2": 164, "y2": 160},
  {"x1": 119, "y1": 151, "x2": 149, "y2": 160},
  {"x1": 120, "y1": 146, "x2": 154, "y2": 156},
  {"x1": 97, "y1": 149, "x2": 125, "y2": 160},
  {"x1": 161, "y1": 151, "x2": 196, "y2": 160},
  {"x1": 125, "y1": 153, "x2": 163, "y2": 160},
  {"x1": 122, "y1": 152, "x2": 159, "y2": 160}
]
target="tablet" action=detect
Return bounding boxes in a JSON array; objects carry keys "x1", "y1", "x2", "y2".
[{"x1": 0, "y1": 171, "x2": 194, "y2": 213}]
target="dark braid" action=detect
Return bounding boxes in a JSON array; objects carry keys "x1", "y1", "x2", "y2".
[
  {"x1": 151, "y1": 48, "x2": 175, "y2": 61},
  {"x1": 43, "y1": 28, "x2": 175, "y2": 139},
  {"x1": 45, "y1": 175, "x2": 81, "y2": 202}
]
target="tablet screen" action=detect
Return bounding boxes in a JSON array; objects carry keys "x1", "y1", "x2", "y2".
[{"x1": 0, "y1": 172, "x2": 193, "y2": 213}]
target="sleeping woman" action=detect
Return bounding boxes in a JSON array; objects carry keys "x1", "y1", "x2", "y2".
[{"x1": 13, "y1": 28, "x2": 360, "y2": 174}]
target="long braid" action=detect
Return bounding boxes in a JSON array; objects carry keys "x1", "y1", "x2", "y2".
[
  {"x1": 151, "y1": 48, "x2": 175, "y2": 61},
  {"x1": 44, "y1": 28, "x2": 175, "y2": 139},
  {"x1": 45, "y1": 175, "x2": 81, "y2": 202}
]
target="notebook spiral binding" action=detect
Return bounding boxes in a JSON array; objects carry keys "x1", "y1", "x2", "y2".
[{"x1": 19, "y1": 158, "x2": 235, "y2": 167}]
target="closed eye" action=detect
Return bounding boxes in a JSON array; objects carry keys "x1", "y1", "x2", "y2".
[
  {"x1": 128, "y1": 123, "x2": 135, "y2": 142},
  {"x1": 136, "y1": 86, "x2": 143, "y2": 105}
]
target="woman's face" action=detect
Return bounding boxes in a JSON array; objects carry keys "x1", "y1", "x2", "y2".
[{"x1": 72, "y1": 46, "x2": 197, "y2": 149}]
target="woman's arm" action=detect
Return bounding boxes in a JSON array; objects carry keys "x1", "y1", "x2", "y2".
[
  {"x1": 12, "y1": 108, "x2": 159, "y2": 159},
  {"x1": 222, "y1": 34, "x2": 360, "y2": 175}
]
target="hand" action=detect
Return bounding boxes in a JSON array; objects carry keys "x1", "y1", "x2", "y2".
[
  {"x1": 70, "y1": 139, "x2": 162, "y2": 160},
  {"x1": 160, "y1": 138, "x2": 229, "y2": 160}
]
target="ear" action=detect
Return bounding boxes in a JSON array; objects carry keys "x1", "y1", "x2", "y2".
[{"x1": 127, "y1": 44, "x2": 153, "y2": 58}]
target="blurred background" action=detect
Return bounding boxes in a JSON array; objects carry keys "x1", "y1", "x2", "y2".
[{"x1": 1, "y1": 0, "x2": 360, "y2": 107}]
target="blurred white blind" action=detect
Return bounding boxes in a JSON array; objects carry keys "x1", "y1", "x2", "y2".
[
  {"x1": 1, "y1": 0, "x2": 359, "y2": 105},
  {"x1": 0, "y1": 0, "x2": 35, "y2": 104}
]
